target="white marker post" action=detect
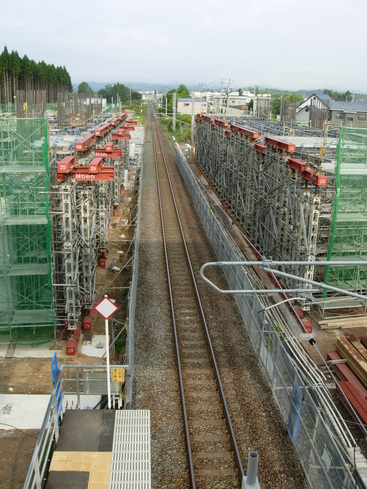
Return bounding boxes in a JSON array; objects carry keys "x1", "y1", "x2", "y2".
[{"x1": 94, "y1": 295, "x2": 119, "y2": 409}]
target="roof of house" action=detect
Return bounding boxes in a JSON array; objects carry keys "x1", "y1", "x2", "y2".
[
  {"x1": 298, "y1": 92, "x2": 334, "y2": 108},
  {"x1": 329, "y1": 101, "x2": 367, "y2": 112},
  {"x1": 313, "y1": 92, "x2": 334, "y2": 104},
  {"x1": 178, "y1": 98, "x2": 206, "y2": 102}
]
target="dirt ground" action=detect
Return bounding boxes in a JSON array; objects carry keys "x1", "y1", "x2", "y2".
[{"x1": 0, "y1": 186, "x2": 137, "y2": 488}]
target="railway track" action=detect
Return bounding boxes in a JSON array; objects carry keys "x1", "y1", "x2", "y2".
[{"x1": 150, "y1": 108, "x2": 244, "y2": 488}]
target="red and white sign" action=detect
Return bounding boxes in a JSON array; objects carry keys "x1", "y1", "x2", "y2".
[{"x1": 94, "y1": 296, "x2": 119, "y2": 319}]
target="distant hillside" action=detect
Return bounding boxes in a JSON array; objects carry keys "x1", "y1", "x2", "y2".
[
  {"x1": 73, "y1": 81, "x2": 178, "y2": 93},
  {"x1": 72, "y1": 82, "x2": 367, "y2": 101}
]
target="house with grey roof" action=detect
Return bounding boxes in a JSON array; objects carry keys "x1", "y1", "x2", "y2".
[
  {"x1": 329, "y1": 101, "x2": 367, "y2": 127},
  {"x1": 295, "y1": 92, "x2": 333, "y2": 128},
  {"x1": 297, "y1": 92, "x2": 334, "y2": 112}
]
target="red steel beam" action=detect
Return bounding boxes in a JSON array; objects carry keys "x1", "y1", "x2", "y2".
[
  {"x1": 264, "y1": 136, "x2": 296, "y2": 153},
  {"x1": 287, "y1": 157, "x2": 307, "y2": 173},
  {"x1": 94, "y1": 148, "x2": 122, "y2": 158},
  {"x1": 214, "y1": 119, "x2": 229, "y2": 128},
  {"x1": 112, "y1": 133, "x2": 131, "y2": 141},
  {"x1": 230, "y1": 124, "x2": 259, "y2": 140},
  {"x1": 95, "y1": 122, "x2": 112, "y2": 137},
  {"x1": 94, "y1": 142, "x2": 122, "y2": 159},
  {"x1": 57, "y1": 156, "x2": 75, "y2": 174},
  {"x1": 302, "y1": 168, "x2": 327, "y2": 187},
  {"x1": 75, "y1": 133, "x2": 96, "y2": 152},
  {"x1": 254, "y1": 143, "x2": 267, "y2": 154},
  {"x1": 73, "y1": 166, "x2": 114, "y2": 181},
  {"x1": 57, "y1": 156, "x2": 114, "y2": 181}
]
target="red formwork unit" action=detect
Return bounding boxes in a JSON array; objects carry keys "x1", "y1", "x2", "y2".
[
  {"x1": 112, "y1": 132, "x2": 131, "y2": 141},
  {"x1": 94, "y1": 143, "x2": 122, "y2": 159},
  {"x1": 264, "y1": 136, "x2": 296, "y2": 153},
  {"x1": 230, "y1": 124, "x2": 259, "y2": 140},
  {"x1": 73, "y1": 325, "x2": 82, "y2": 339},
  {"x1": 95, "y1": 122, "x2": 112, "y2": 138},
  {"x1": 66, "y1": 339, "x2": 78, "y2": 355},
  {"x1": 83, "y1": 316, "x2": 93, "y2": 330},
  {"x1": 75, "y1": 133, "x2": 96, "y2": 153},
  {"x1": 301, "y1": 318, "x2": 313, "y2": 334},
  {"x1": 287, "y1": 158, "x2": 327, "y2": 187},
  {"x1": 56, "y1": 156, "x2": 115, "y2": 182},
  {"x1": 254, "y1": 143, "x2": 267, "y2": 154}
]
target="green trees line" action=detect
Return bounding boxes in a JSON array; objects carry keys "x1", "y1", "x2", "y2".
[
  {"x1": 78, "y1": 81, "x2": 142, "y2": 106},
  {"x1": 97, "y1": 83, "x2": 142, "y2": 104},
  {"x1": 0, "y1": 46, "x2": 73, "y2": 104}
]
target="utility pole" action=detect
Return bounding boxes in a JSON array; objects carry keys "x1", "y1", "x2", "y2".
[
  {"x1": 226, "y1": 78, "x2": 231, "y2": 119},
  {"x1": 191, "y1": 92, "x2": 195, "y2": 148},
  {"x1": 172, "y1": 92, "x2": 177, "y2": 133},
  {"x1": 220, "y1": 78, "x2": 231, "y2": 119}
]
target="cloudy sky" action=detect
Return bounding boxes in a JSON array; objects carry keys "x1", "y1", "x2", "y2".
[{"x1": 1, "y1": 0, "x2": 366, "y2": 92}]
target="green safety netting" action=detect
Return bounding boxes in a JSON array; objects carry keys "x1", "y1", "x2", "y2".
[
  {"x1": 325, "y1": 126, "x2": 367, "y2": 291},
  {"x1": 0, "y1": 118, "x2": 55, "y2": 343}
]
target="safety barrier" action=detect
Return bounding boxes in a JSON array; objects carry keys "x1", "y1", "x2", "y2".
[{"x1": 23, "y1": 361, "x2": 128, "y2": 489}]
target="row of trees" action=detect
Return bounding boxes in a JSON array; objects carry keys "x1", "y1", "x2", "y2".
[
  {"x1": 164, "y1": 84, "x2": 190, "y2": 113},
  {"x1": 322, "y1": 89, "x2": 353, "y2": 101},
  {"x1": 97, "y1": 83, "x2": 141, "y2": 104},
  {"x1": 0, "y1": 46, "x2": 73, "y2": 104},
  {"x1": 270, "y1": 93, "x2": 304, "y2": 117}
]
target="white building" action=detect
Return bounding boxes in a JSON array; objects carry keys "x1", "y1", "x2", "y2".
[
  {"x1": 177, "y1": 97, "x2": 208, "y2": 115},
  {"x1": 206, "y1": 91, "x2": 254, "y2": 115}
]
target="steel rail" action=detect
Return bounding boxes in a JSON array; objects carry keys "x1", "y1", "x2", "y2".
[
  {"x1": 150, "y1": 111, "x2": 196, "y2": 488},
  {"x1": 152, "y1": 109, "x2": 245, "y2": 485}
]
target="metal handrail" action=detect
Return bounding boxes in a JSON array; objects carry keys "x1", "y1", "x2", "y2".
[{"x1": 23, "y1": 362, "x2": 128, "y2": 489}]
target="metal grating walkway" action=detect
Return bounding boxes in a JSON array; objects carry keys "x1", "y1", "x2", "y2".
[{"x1": 109, "y1": 410, "x2": 151, "y2": 488}]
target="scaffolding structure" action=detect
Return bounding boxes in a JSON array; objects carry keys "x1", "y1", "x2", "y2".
[
  {"x1": 325, "y1": 127, "x2": 367, "y2": 290},
  {"x1": 0, "y1": 114, "x2": 134, "y2": 338},
  {"x1": 196, "y1": 115, "x2": 367, "y2": 300},
  {"x1": 195, "y1": 116, "x2": 330, "y2": 293},
  {"x1": 49, "y1": 116, "x2": 130, "y2": 329},
  {"x1": 0, "y1": 118, "x2": 55, "y2": 342}
]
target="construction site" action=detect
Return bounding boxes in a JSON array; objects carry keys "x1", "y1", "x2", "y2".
[
  {"x1": 2, "y1": 88, "x2": 367, "y2": 488},
  {"x1": 194, "y1": 114, "x2": 367, "y2": 472},
  {"x1": 196, "y1": 114, "x2": 367, "y2": 313},
  {"x1": 0, "y1": 92, "x2": 145, "y2": 350}
]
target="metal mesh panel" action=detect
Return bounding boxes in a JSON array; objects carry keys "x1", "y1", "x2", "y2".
[
  {"x1": 0, "y1": 118, "x2": 55, "y2": 342},
  {"x1": 109, "y1": 410, "x2": 151, "y2": 488},
  {"x1": 325, "y1": 127, "x2": 367, "y2": 290}
]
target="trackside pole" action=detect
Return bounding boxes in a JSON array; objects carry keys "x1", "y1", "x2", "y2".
[
  {"x1": 94, "y1": 295, "x2": 119, "y2": 409},
  {"x1": 105, "y1": 317, "x2": 111, "y2": 409},
  {"x1": 242, "y1": 452, "x2": 261, "y2": 488}
]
